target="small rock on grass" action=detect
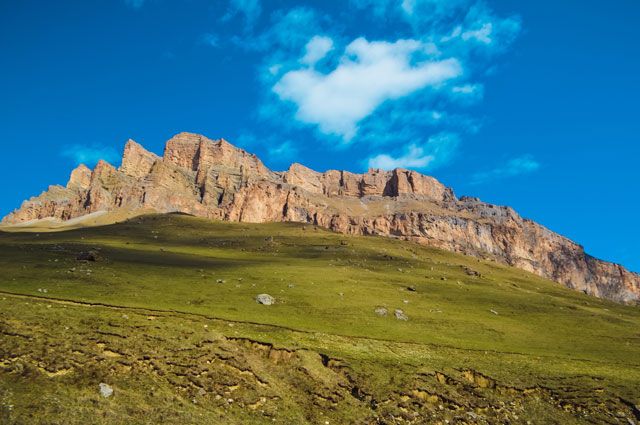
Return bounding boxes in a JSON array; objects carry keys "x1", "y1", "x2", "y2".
[
  {"x1": 256, "y1": 294, "x2": 275, "y2": 305},
  {"x1": 99, "y1": 383, "x2": 114, "y2": 398},
  {"x1": 394, "y1": 309, "x2": 409, "y2": 321},
  {"x1": 374, "y1": 307, "x2": 388, "y2": 317}
]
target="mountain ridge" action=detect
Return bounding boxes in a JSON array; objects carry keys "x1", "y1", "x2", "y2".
[{"x1": 3, "y1": 131, "x2": 639, "y2": 303}]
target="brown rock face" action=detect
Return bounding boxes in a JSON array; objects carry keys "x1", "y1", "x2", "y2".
[
  {"x1": 120, "y1": 139, "x2": 159, "y2": 178},
  {"x1": 67, "y1": 164, "x2": 92, "y2": 190},
  {"x1": 3, "y1": 132, "x2": 639, "y2": 303}
]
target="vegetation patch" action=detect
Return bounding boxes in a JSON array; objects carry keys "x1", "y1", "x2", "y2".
[{"x1": 0, "y1": 214, "x2": 638, "y2": 424}]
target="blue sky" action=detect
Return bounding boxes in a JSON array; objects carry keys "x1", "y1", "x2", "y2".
[{"x1": 1, "y1": 0, "x2": 639, "y2": 271}]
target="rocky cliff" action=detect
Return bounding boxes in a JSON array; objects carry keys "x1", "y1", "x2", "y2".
[{"x1": 3, "y1": 132, "x2": 639, "y2": 303}]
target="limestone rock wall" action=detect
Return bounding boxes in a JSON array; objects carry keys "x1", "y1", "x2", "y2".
[{"x1": 3, "y1": 132, "x2": 638, "y2": 303}]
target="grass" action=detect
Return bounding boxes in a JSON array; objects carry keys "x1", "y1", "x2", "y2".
[{"x1": 0, "y1": 213, "x2": 638, "y2": 424}]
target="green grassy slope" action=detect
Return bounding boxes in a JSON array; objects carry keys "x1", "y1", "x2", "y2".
[{"x1": 0, "y1": 214, "x2": 638, "y2": 424}]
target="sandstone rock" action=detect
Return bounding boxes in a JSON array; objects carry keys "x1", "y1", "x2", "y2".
[
  {"x1": 120, "y1": 139, "x2": 159, "y2": 178},
  {"x1": 284, "y1": 163, "x2": 323, "y2": 194},
  {"x1": 360, "y1": 169, "x2": 390, "y2": 196},
  {"x1": 164, "y1": 132, "x2": 206, "y2": 170},
  {"x1": 67, "y1": 164, "x2": 92, "y2": 190},
  {"x1": 3, "y1": 132, "x2": 639, "y2": 304}
]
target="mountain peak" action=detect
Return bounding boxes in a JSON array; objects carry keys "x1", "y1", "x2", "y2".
[
  {"x1": 163, "y1": 132, "x2": 211, "y2": 170},
  {"x1": 67, "y1": 164, "x2": 92, "y2": 190},
  {"x1": 121, "y1": 139, "x2": 159, "y2": 178},
  {"x1": 2, "y1": 132, "x2": 639, "y2": 304}
]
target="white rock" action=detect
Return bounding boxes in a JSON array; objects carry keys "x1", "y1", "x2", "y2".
[
  {"x1": 256, "y1": 294, "x2": 275, "y2": 305},
  {"x1": 374, "y1": 307, "x2": 388, "y2": 317},
  {"x1": 394, "y1": 309, "x2": 409, "y2": 321},
  {"x1": 99, "y1": 383, "x2": 113, "y2": 398}
]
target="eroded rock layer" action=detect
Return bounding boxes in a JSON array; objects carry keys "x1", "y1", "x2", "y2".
[{"x1": 3, "y1": 132, "x2": 639, "y2": 303}]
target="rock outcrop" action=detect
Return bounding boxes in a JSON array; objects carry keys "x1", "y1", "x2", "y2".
[{"x1": 3, "y1": 132, "x2": 639, "y2": 303}]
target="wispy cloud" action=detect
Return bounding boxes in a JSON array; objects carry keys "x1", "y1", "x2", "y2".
[
  {"x1": 267, "y1": 140, "x2": 297, "y2": 162},
  {"x1": 221, "y1": 0, "x2": 262, "y2": 30},
  {"x1": 234, "y1": 132, "x2": 297, "y2": 169},
  {"x1": 471, "y1": 155, "x2": 541, "y2": 184},
  {"x1": 201, "y1": 33, "x2": 220, "y2": 48},
  {"x1": 450, "y1": 83, "x2": 484, "y2": 104},
  {"x1": 230, "y1": 7, "x2": 323, "y2": 54},
  {"x1": 61, "y1": 144, "x2": 120, "y2": 167},
  {"x1": 367, "y1": 133, "x2": 459, "y2": 171}
]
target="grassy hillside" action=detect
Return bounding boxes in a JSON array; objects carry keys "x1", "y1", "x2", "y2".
[{"x1": 0, "y1": 214, "x2": 638, "y2": 424}]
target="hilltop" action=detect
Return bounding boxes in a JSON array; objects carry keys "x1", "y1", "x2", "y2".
[{"x1": 2, "y1": 132, "x2": 639, "y2": 303}]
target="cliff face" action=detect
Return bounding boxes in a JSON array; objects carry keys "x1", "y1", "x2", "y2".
[{"x1": 3, "y1": 132, "x2": 639, "y2": 303}]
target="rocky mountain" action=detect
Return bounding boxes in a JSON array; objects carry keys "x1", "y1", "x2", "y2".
[{"x1": 3, "y1": 132, "x2": 639, "y2": 303}]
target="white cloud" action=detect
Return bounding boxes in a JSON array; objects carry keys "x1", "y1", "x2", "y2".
[
  {"x1": 451, "y1": 84, "x2": 480, "y2": 94},
  {"x1": 471, "y1": 155, "x2": 541, "y2": 184},
  {"x1": 273, "y1": 37, "x2": 462, "y2": 141},
  {"x1": 301, "y1": 36, "x2": 334, "y2": 66},
  {"x1": 462, "y1": 22, "x2": 493, "y2": 44},
  {"x1": 367, "y1": 133, "x2": 459, "y2": 170},
  {"x1": 368, "y1": 145, "x2": 434, "y2": 170},
  {"x1": 450, "y1": 83, "x2": 484, "y2": 104},
  {"x1": 230, "y1": 0, "x2": 521, "y2": 171}
]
